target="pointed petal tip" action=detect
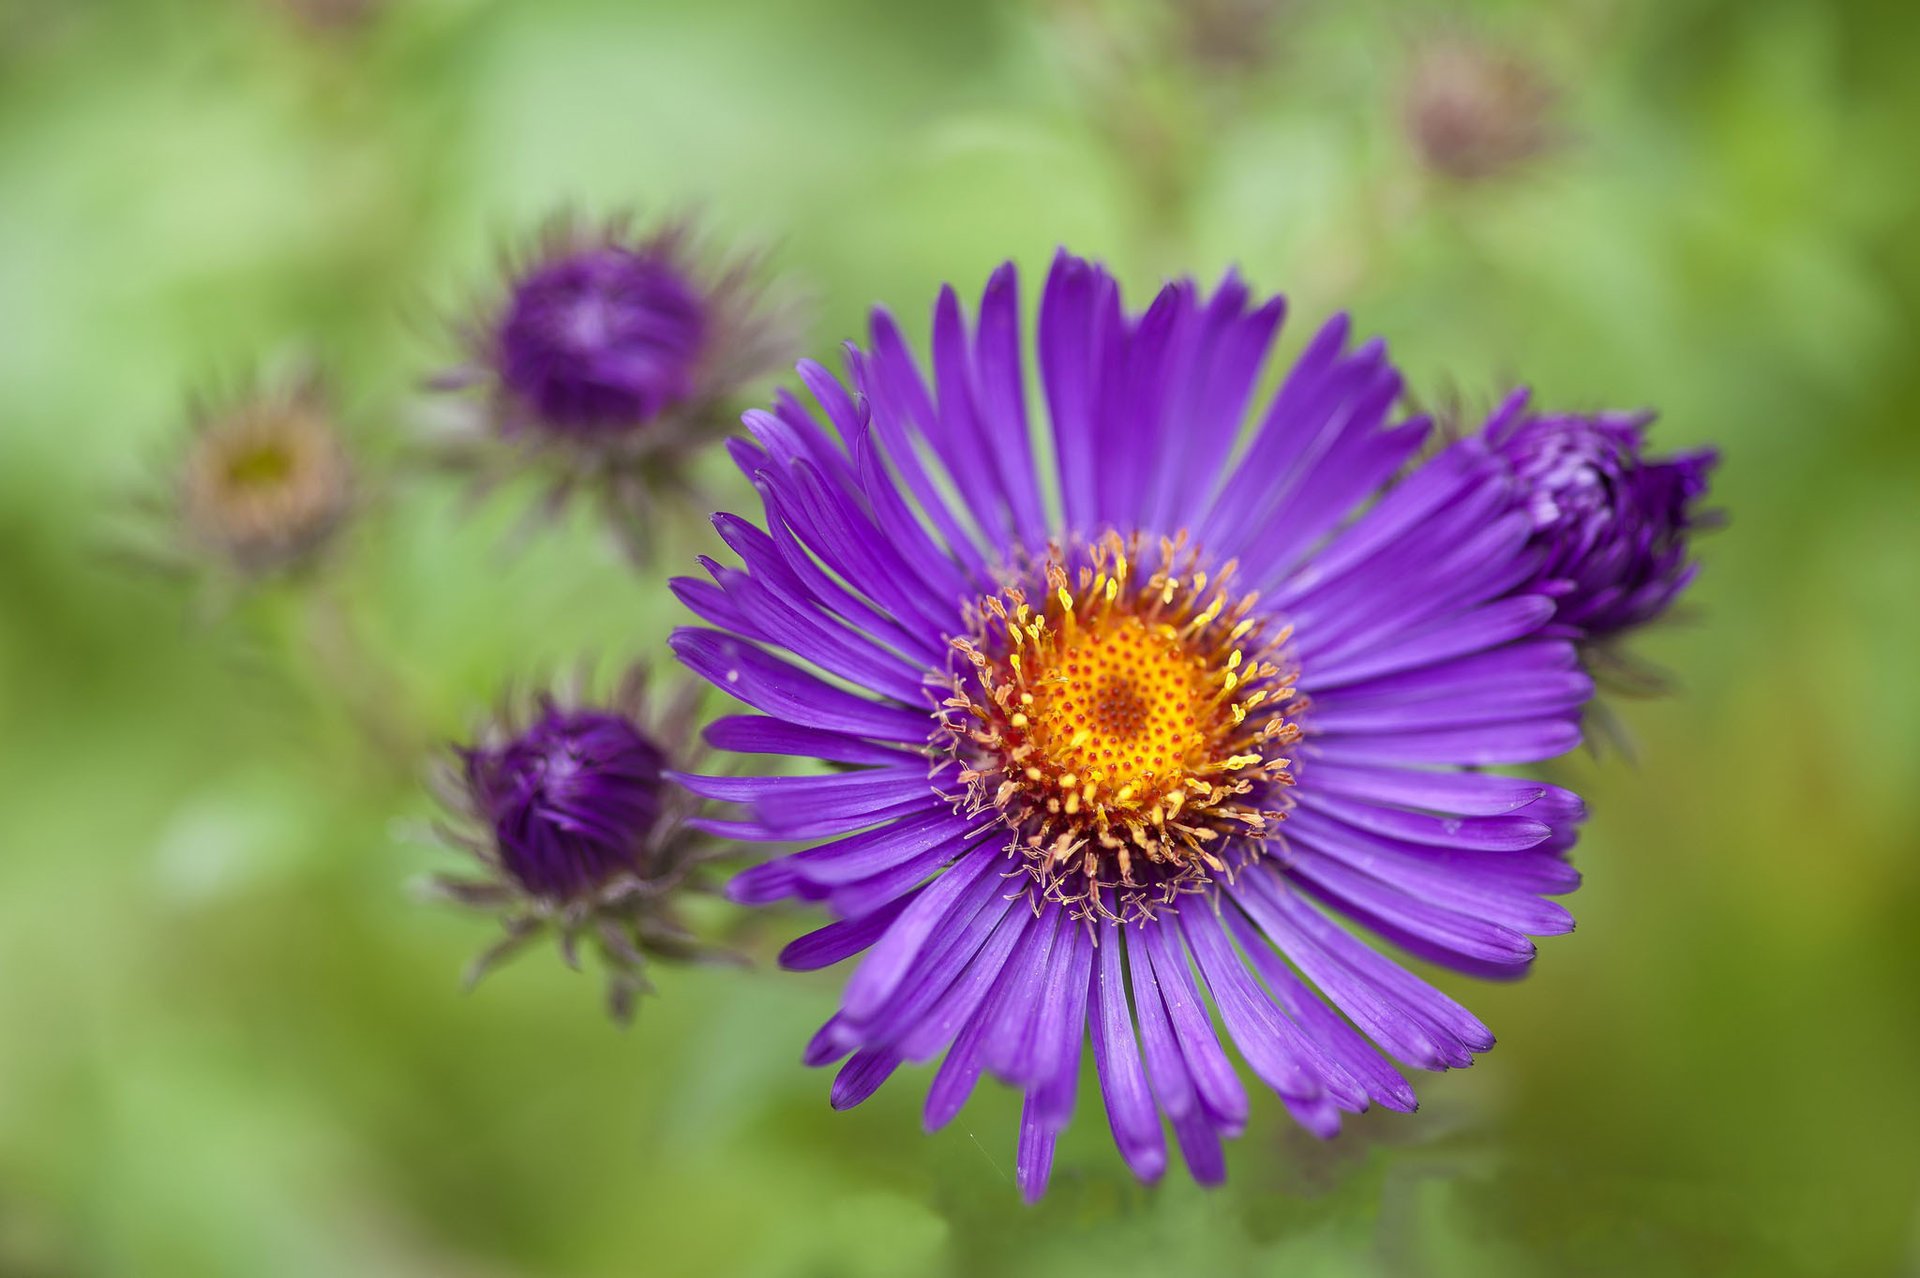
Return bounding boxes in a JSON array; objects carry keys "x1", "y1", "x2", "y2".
[{"x1": 867, "y1": 304, "x2": 903, "y2": 339}]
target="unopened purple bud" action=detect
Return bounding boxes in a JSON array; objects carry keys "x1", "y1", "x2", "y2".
[
  {"x1": 495, "y1": 247, "x2": 708, "y2": 438},
  {"x1": 1487, "y1": 398, "x2": 1719, "y2": 639},
  {"x1": 462, "y1": 703, "x2": 667, "y2": 901}
]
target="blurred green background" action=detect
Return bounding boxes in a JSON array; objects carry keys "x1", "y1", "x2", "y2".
[{"x1": 2, "y1": 0, "x2": 1916, "y2": 1274}]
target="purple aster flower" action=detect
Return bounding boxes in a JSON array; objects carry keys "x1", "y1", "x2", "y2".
[
  {"x1": 429, "y1": 212, "x2": 801, "y2": 561},
  {"x1": 670, "y1": 252, "x2": 1596, "y2": 1198},
  {"x1": 427, "y1": 667, "x2": 733, "y2": 1022},
  {"x1": 1483, "y1": 391, "x2": 1720, "y2": 642}
]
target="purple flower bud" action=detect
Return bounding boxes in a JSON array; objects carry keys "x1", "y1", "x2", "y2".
[
  {"x1": 1486, "y1": 395, "x2": 1720, "y2": 639},
  {"x1": 428, "y1": 213, "x2": 801, "y2": 562},
  {"x1": 462, "y1": 703, "x2": 667, "y2": 900},
  {"x1": 426, "y1": 669, "x2": 734, "y2": 1021},
  {"x1": 495, "y1": 246, "x2": 708, "y2": 438}
]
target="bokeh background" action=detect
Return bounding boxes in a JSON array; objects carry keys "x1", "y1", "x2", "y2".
[{"x1": 2, "y1": 0, "x2": 1916, "y2": 1274}]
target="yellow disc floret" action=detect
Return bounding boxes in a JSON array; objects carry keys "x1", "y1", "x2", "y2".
[
  {"x1": 939, "y1": 531, "x2": 1302, "y2": 922},
  {"x1": 1023, "y1": 615, "x2": 1215, "y2": 812}
]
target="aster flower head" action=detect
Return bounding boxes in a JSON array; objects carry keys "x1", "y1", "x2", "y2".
[
  {"x1": 131, "y1": 368, "x2": 356, "y2": 591},
  {"x1": 428, "y1": 667, "x2": 732, "y2": 1022},
  {"x1": 672, "y1": 252, "x2": 1594, "y2": 1198},
  {"x1": 1484, "y1": 393, "x2": 1720, "y2": 642},
  {"x1": 1402, "y1": 36, "x2": 1561, "y2": 182},
  {"x1": 430, "y1": 211, "x2": 799, "y2": 559}
]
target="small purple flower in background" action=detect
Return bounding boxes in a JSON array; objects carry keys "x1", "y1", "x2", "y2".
[
  {"x1": 672, "y1": 252, "x2": 1597, "y2": 1198},
  {"x1": 126, "y1": 367, "x2": 356, "y2": 596},
  {"x1": 1482, "y1": 392, "x2": 1721, "y2": 651},
  {"x1": 495, "y1": 243, "x2": 707, "y2": 434},
  {"x1": 1402, "y1": 36, "x2": 1561, "y2": 182},
  {"x1": 427, "y1": 667, "x2": 733, "y2": 1023},
  {"x1": 429, "y1": 212, "x2": 800, "y2": 561}
]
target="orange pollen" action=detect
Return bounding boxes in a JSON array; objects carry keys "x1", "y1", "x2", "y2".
[{"x1": 938, "y1": 531, "x2": 1304, "y2": 922}]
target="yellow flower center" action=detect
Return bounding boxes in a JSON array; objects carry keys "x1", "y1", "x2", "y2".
[
  {"x1": 940, "y1": 532, "x2": 1302, "y2": 921},
  {"x1": 1020, "y1": 615, "x2": 1218, "y2": 815},
  {"x1": 221, "y1": 441, "x2": 298, "y2": 490}
]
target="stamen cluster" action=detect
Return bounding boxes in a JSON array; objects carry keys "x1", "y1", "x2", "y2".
[{"x1": 939, "y1": 532, "x2": 1302, "y2": 921}]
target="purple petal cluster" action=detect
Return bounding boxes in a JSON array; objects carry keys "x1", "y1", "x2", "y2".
[
  {"x1": 496, "y1": 246, "x2": 708, "y2": 436},
  {"x1": 428, "y1": 213, "x2": 800, "y2": 562},
  {"x1": 430, "y1": 672, "x2": 725, "y2": 1022},
  {"x1": 462, "y1": 702, "x2": 668, "y2": 900},
  {"x1": 673, "y1": 252, "x2": 1597, "y2": 1198},
  {"x1": 1484, "y1": 393, "x2": 1720, "y2": 639}
]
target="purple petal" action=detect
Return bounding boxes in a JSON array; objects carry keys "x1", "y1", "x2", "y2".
[
  {"x1": 1136, "y1": 919, "x2": 1249, "y2": 1127},
  {"x1": 703, "y1": 715, "x2": 922, "y2": 767},
  {"x1": 845, "y1": 876, "x2": 1021, "y2": 1047},
  {"x1": 1293, "y1": 791, "x2": 1553, "y2": 851},
  {"x1": 1282, "y1": 854, "x2": 1539, "y2": 967},
  {"x1": 970, "y1": 263, "x2": 1049, "y2": 549},
  {"x1": 1298, "y1": 759, "x2": 1547, "y2": 817},
  {"x1": 900, "y1": 900, "x2": 1038, "y2": 1064},
  {"x1": 671, "y1": 628, "x2": 928, "y2": 742},
  {"x1": 788, "y1": 807, "x2": 984, "y2": 886},
  {"x1": 1026, "y1": 920, "x2": 1094, "y2": 1122},
  {"x1": 1222, "y1": 905, "x2": 1417, "y2": 1111},
  {"x1": 804, "y1": 1014, "x2": 854, "y2": 1067},
  {"x1": 1145, "y1": 275, "x2": 1284, "y2": 533},
  {"x1": 777, "y1": 459, "x2": 959, "y2": 638},
  {"x1": 1039, "y1": 250, "x2": 1115, "y2": 533},
  {"x1": 1283, "y1": 1090, "x2": 1345, "y2": 1140},
  {"x1": 1234, "y1": 870, "x2": 1491, "y2": 1068},
  {"x1": 845, "y1": 415, "x2": 973, "y2": 606},
  {"x1": 728, "y1": 858, "x2": 810, "y2": 906},
  {"x1": 1201, "y1": 318, "x2": 1386, "y2": 555},
  {"x1": 1302, "y1": 597, "x2": 1557, "y2": 691},
  {"x1": 1177, "y1": 901, "x2": 1353, "y2": 1107},
  {"x1": 1089, "y1": 923, "x2": 1167, "y2": 1181},
  {"x1": 684, "y1": 559, "x2": 929, "y2": 704},
  {"x1": 982, "y1": 907, "x2": 1066, "y2": 1086},
  {"x1": 844, "y1": 845, "x2": 1005, "y2": 1021},
  {"x1": 821, "y1": 824, "x2": 1005, "y2": 920},
  {"x1": 1127, "y1": 924, "x2": 1230, "y2": 1184},
  {"x1": 671, "y1": 766, "x2": 945, "y2": 839},
  {"x1": 923, "y1": 906, "x2": 1056, "y2": 1130},
  {"x1": 831, "y1": 1049, "x2": 901, "y2": 1109},
  {"x1": 1311, "y1": 717, "x2": 1582, "y2": 767},
  {"x1": 713, "y1": 508, "x2": 943, "y2": 668},
  {"x1": 1284, "y1": 807, "x2": 1577, "y2": 936},
  {"x1": 778, "y1": 892, "x2": 917, "y2": 971},
  {"x1": 1016, "y1": 1095, "x2": 1058, "y2": 1204},
  {"x1": 858, "y1": 309, "x2": 991, "y2": 576},
  {"x1": 1305, "y1": 670, "x2": 1592, "y2": 735},
  {"x1": 925, "y1": 283, "x2": 1020, "y2": 554}
]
